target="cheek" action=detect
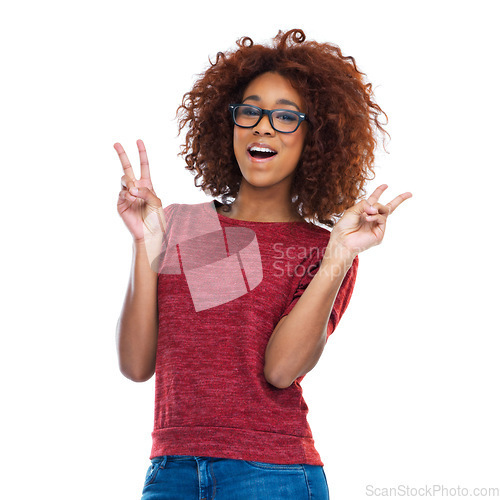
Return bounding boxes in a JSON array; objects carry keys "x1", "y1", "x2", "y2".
[
  {"x1": 284, "y1": 133, "x2": 307, "y2": 157},
  {"x1": 233, "y1": 128, "x2": 245, "y2": 151},
  {"x1": 233, "y1": 128, "x2": 248, "y2": 164}
]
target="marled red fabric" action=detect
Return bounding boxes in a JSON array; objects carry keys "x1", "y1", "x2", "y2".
[{"x1": 150, "y1": 202, "x2": 359, "y2": 465}]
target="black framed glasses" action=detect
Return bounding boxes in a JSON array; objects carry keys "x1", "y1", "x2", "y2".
[{"x1": 228, "y1": 103, "x2": 308, "y2": 133}]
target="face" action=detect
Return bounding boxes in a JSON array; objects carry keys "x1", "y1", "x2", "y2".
[{"x1": 232, "y1": 71, "x2": 308, "y2": 189}]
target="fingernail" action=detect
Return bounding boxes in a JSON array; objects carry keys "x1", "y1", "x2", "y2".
[{"x1": 130, "y1": 187, "x2": 139, "y2": 195}]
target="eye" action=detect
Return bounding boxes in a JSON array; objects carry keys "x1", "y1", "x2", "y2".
[
  {"x1": 274, "y1": 110, "x2": 299, "y2": 123},
  {"x1": 240, "y1": 106, "x2": 260, "y2": 116}
]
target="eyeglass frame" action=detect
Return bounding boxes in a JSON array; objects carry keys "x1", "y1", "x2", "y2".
[{"x1": 228, "y1": 103, "x2": 309, "y2": 134}]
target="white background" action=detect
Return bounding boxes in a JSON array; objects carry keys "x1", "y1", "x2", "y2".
[{"x1": 1, "y1": 0, "x2": 499, "y2": 498}]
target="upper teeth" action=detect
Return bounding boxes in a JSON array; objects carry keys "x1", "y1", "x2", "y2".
[{"x1": 250, "y1": 146, "x2": 276, "y2": 153}]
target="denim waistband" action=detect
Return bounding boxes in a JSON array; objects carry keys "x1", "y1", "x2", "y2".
[{"x1": 151, "y1": 455, "x2": 212, "y2": 464}]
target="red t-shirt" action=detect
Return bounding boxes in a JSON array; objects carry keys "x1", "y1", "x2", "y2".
[{"x1": 150, "y1": 201, "x2": 359, "y2": 465}]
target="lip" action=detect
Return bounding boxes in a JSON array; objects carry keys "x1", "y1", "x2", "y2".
[{"x1": 247, "y1": 142, "x2": 278, "y2": 163}]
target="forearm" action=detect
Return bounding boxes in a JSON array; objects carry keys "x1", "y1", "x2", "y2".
[
  {"x1": 116, "y1": 239, "x2": 159, "y2": 382},
  {"x1": 264, "y1": 242, "x2": 355, "y2": 389}
]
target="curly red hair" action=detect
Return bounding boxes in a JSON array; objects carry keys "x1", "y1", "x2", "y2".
[{"x1": 176, "y1": 29, "x2": 389, "y2": 228}]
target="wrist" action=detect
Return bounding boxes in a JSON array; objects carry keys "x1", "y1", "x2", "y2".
[
  {"x1": 324, "y1": 238, "x2": 356, "y2": 265},
  {"x1": 133, "y1": 237, "x2": 146, "y2": 247},
  {"x1": 318, "y1": 246, "x2": 354, "y2": 282}
]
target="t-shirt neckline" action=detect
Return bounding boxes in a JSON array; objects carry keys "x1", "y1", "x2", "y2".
[{"x1": 210, "y1": 201, "x2": 310, "y2": 225}]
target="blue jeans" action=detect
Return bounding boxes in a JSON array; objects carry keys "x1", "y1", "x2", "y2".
[{"x1": 141, "y1": 455, "x2": 330, "y2": 499}]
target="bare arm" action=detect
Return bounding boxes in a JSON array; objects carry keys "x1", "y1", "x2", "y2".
[
  {"x1": 113, "y1": 140, "x2": 164, "y2": 383},
  {"x1": 116, "y1": 239, "x2": 159, "y2": 382},
  {"x1": 264, "y1": 243, "x2": 354, "y2": 389}
]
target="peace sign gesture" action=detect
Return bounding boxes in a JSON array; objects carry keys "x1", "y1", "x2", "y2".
[
  {"x1": 329, "y1": 184, "x2": 413, "y2": 259},
  {"x1": 114, "y1": 139, "x2": 166, "y2": 243}
]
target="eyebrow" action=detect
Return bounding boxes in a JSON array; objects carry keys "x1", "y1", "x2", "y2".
[{"x1": 242, "y1": 95, "x2": 301, "y2": 111}]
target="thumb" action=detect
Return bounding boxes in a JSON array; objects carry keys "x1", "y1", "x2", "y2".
[
  {"x1": 129, "y1": 186, "x2": 161, "y2": 208},
  {"x1": 353, "y1": 199, "x2": 376, "y2": 215},
  {"x1": 129, "y1": 187, "x2": 166, "y2": 234}
]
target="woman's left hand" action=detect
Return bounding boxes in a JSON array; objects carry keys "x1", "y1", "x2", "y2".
[{"x1": 329, "y1": 184, "x2": 413, "y2": 259}]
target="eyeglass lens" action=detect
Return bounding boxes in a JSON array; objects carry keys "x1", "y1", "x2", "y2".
[{"x1": 234, "y1": 105, "x2": 300, "y2": 133}]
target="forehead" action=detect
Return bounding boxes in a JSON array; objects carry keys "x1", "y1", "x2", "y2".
[{"x1": 242, "y1": 72, "x2": 305, "y2": 111}]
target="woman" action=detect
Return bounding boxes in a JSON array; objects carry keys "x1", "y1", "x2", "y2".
[{"x1": 114, "y1": 29, "x2": 412, "y2": 500}]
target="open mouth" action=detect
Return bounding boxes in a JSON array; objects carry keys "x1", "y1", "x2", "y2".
[{"x1": 248, "y1": 146, "x2": 278, "y2": 159}]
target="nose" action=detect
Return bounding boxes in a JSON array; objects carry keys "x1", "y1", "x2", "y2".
[{"x1": 253, "y1": 113, "x2": 275, "y2": 136}]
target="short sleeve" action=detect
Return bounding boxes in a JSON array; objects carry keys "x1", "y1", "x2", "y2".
[{"x1": 279, "y1": 254, "x2": 359, "y2": 343}]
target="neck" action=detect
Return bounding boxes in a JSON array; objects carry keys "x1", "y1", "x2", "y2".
[{"x1": 222, "y1": 180, "x2": 303, "y2": 222}]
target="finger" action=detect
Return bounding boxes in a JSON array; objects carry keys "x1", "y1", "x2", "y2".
[
  {"x1": 360, "y1": 199, "x2": 383, "y2": 216},
  {"x1": 118, "y1": 187, "x2": 138, "y2": 203},
  {"x1": 366, "y1": 184, "x2": 389, "y2": 205},
  {"x1": 365, "y1": 213, "x2": 387, "y2": 225},
  {"x1": 372, "y1": 202, "x2": 391, "y2": 216},
  {"x1": 137, "y1": 139, "x2": 151, "y2": 181},
  {"x1": 385, "y1": 192, "x2": 413, "y2": 215},
  {"x1": 128, "y1": 186, "x2": 161, "y2": 208},
  {"x1": 121, "y1": 174, "x2": 137, "y2": 191},
  {"x1": 114, "y1": 142, "x2": 136, "y2": 181}
]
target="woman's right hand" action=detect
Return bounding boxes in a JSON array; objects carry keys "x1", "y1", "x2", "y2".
[{"x1": 114, "y1": 139, "x2": 166, "y2": 243}]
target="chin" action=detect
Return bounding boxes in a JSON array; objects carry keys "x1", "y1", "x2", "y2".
[{"x1": 242, "y1": 175, "x2": 273, "y2": 188}]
